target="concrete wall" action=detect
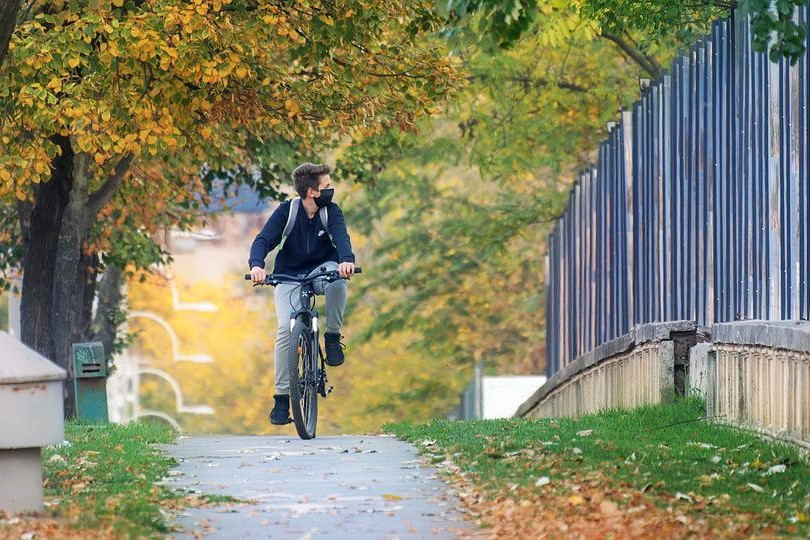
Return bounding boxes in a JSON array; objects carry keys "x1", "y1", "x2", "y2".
[
  {"x1": 519, "y1": 319, "x2": 810, "y2": 449},
  {"x1": 516, "y1": 321, "x2": 698, "y2": 419},
  {"x1": 707, "y1": 321, "x2": 810, "y2": 448}
]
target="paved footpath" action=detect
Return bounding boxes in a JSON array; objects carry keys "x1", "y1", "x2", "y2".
[{"x1": 162, "y1": 434, "x2": 476, "y2": 539}]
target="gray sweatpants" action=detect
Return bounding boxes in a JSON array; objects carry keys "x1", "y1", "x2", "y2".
[{"x1": 273, "y1": 261, "x2": 347, "y2": 394}]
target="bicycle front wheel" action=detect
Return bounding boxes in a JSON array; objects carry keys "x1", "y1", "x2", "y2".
[{"x1": 288, "y1": 318, "x2": 318, "y2": 439}]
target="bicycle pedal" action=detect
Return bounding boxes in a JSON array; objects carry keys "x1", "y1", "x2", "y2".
[{"x1": 325, "y1": 386, "x2": 334, "y2": 395}]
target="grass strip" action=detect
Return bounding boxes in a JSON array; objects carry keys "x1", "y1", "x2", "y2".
[
  {"x1": 386, "y1": 398, "x2": 810, "y2": 537},
  {"x1": 1, "y1": 420, "x2": 177, "y2": 539}
]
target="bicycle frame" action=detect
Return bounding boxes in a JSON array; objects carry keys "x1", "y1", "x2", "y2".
[{"x1": 288, "y1": 282, "x2": 329, "y2": 398}]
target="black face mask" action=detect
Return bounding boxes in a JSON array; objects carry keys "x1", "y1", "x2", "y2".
[{"x1": 314, "y1": 188, "x2": 334, "y2": 208}]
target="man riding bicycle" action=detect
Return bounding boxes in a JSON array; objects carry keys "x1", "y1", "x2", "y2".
[{"x1": 248, "y1": 163, "x2": 356, "y2": 425}]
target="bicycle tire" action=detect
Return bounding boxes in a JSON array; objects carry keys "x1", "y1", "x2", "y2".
[{"x1": 288, "y1": 318, "x2": 318, "y2": 439}]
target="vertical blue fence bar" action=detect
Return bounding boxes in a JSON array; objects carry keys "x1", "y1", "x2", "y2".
[
  {"x1": 546, "y1": 7, "x2": 810, "y2": 376},
  {"x1": 802, "y1": 1, "x2": 810, "y2": 321}
]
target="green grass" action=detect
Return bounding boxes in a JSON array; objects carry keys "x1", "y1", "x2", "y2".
[
  {"x1": 385, "y1": 398, "x2": 810, "y2": 534},
  {"x1": 41, "y1": 420, "x2": 178, "y2": 538}
]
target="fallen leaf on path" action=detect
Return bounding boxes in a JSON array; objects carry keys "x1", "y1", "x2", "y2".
[{"x1": 599, "y1": 500, "x2": 619, "y2": 515}]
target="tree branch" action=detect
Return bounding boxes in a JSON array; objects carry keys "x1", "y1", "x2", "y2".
[
  {"x1": 87, "y1": 154, "x2": 134, "y2": 217},
  {"x1": 600, "y1": 31, "x2": 662, "y2": 78},
  {"x1": 0, "y1": 0, "x2": 20, "y2": 67},
  {"x1": 467, "y1": 74, "x2": 589, "y2": 93},
  {"x1": 15, "y1": 196, "x2": 32, "y2": 246},
  {"x1": 622, "y1": 31, "x2": 664, "y2": 78},
  {"x1": 331, "y1": 55, "x2": 429, "y2": 80}
]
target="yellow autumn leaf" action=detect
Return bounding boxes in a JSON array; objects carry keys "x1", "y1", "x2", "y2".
[
  {"x1": 16, "y1": 189, "x2": 27, "y2": 201},
  {"x1": 68, "y1": 57, "x2": 80, "y2": 68},
  {"x1": 112, "y1": 0, "x2": 125, "y2": 6},
  {"x1": 285, "y1": 98, "x2": 300, "y2": 117},
  {"x1": 94, "y1": 153, "x2": 105, "y2": 166},
  {"x1": 46, "y1": 77, "x2": 62, "y2": 92}
]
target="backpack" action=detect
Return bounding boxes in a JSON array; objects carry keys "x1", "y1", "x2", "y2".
[{"x1": 278, "y1": 197, "x2": 333, "y2": 250}]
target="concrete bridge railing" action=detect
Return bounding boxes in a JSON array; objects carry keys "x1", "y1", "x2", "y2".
[
  {"x1": 517, "y1": 320, "x2": 810, "y2": 449},
  {"x1": 694, "y1": 321, "x2": 810, "y2": 449},
  {"x1": 516, "y1": 321, "x2": 702, "y2": 419}
]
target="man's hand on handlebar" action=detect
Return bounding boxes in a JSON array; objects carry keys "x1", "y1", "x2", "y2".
[
  {"x1": 249, "y1": 266, "x2": 267, "y2": 284},
  {"x1": 338, "y1": 262, "x2": 356, "y2": 279}
]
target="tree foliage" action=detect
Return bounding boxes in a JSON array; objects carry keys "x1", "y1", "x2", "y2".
[
  {"x1": 332, "y1": 0, "x2": 810, "y2": 421},
  {"x1": 1, "y1": 0, "x2": 456, "y2": 197},
  {"x1": 745, "y1": 0, "x2": 809, "y2": 62},
  {"x1": 441, "y1": 0, "x2": 809, "y2": 68},
  {"x1": 128, "y1": 272, "x2": 277, "y2": 434},
  {"x1": 325, "y1": 0, "x2": 664, "y2": 418}
]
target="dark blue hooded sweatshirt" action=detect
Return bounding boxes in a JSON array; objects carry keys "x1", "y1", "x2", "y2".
[{"x1": 248, "y1": 200, "x2": 355, "y2": 275}]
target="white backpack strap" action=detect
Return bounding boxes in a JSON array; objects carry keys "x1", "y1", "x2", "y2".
[{"x1": 279, "y1": 198, "x2": 300, "y2": 250}]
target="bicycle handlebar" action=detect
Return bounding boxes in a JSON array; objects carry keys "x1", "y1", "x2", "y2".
[{"x1": 245, "y1": 266, "x2": 362, "y2": 286}]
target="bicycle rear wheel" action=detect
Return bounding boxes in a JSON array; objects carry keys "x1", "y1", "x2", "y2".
[{"x1": 288, "y1": 318, "x2": 318, "y2": 439}]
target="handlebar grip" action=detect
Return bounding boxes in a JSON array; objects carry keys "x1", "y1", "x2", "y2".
[{"x1": 244, "y1": 274, "x2": 251, "y2": 280}]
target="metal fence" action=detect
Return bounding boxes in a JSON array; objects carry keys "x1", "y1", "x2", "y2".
[{"x1": 546, "y1": 6, "x2": 810, "y2": 376}]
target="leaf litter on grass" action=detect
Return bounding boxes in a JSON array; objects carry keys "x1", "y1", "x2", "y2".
[{"x1": 387, "y1": 399, "x2": 810, "y2": 538}]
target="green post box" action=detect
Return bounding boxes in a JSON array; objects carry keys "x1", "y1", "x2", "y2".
[{"x1": 72, "y1": 342, "x2": 109, "y2": 422}]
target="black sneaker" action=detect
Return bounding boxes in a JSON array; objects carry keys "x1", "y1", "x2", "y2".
[
  {"x1": 269, "y1": 394, "x2": 292, "y2": 425},
  {"x1": 323, "y1": 332, "x2": 345, "y2": 366}
]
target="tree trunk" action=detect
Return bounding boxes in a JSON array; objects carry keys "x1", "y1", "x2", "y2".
[
  {"x1": 20, "y1": 133, "x2": 134, "y2": 418},
  {"x1": 20, "y1": 135, "x2": 73, "y2": 362},
  {"x1": 0, "y1": 0, "x2": 19, "y2": 67},
  {"x1": 93, "y1": 263, "x2": 124, "y2": 362},
  {"x1": 51, "y1": 153, "x2": 93, "y2": 418}
]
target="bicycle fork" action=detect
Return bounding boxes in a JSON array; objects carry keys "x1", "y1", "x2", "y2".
[{"x1": 308, "y1": 314, "x2": 334, "y2": 398}]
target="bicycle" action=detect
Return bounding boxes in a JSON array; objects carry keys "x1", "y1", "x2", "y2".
[{"x1": 245, "y1": 266, "x2": 361, "y2": 439}]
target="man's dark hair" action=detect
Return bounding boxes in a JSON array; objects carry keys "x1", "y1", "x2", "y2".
[{"x1": 292, "y1": 163, "x2": 332, "y2": 198}]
